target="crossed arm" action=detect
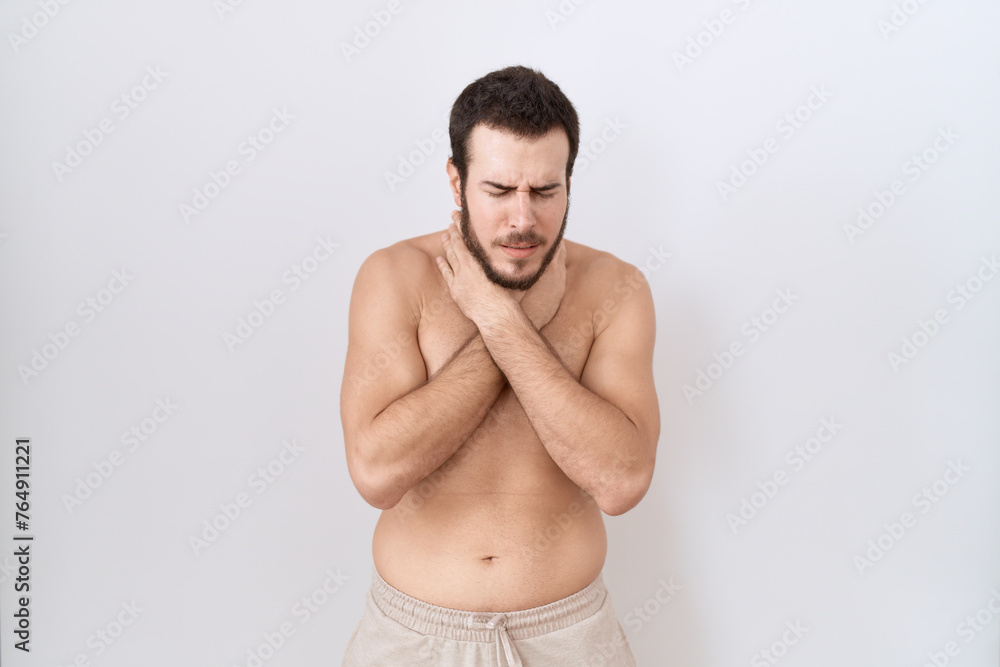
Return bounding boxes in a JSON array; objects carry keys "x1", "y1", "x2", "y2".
[
  {"x1": 340, "y1": 228, "x2": 562, "y2": 509},
  {"x1": 340, "y1": 255, "x2": 506, "y2": 510},
  {"x1": 472, "y1": 290, "x2": 658, "y2": 515},
  {"x1": 341, "y1": 217, "x2": 658, "y2": 515},
  {"x1": 435, "y1": 222, "x2": 659, "y2": 515}
]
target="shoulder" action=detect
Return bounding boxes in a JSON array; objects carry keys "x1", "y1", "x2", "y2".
[
  {"x1": 349, "y1": 232, "x2": 449, "y2": 322},
  {"x1": 352, "y1": 232, "x2": 448, "y2": 305},
  {"x1": 564, "y1": 239, "x2": 654, "y2": 336},
  {"x1": 565, "y1": 239, "x2": 650, "y2": 299},
  {"x1": 356, "y1": 232, "x2": 442, "y2": 281}
]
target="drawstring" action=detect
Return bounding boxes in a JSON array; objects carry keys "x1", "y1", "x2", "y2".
[{"x1": 468, "y1": 612, "x2": 522, "y2": 666}]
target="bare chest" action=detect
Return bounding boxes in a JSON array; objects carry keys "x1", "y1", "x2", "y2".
[
  {"x1": 416, "y1": 285, "x2": 595, "y2": 382},
  {"x1": 411, "y1": 284, "x2": 598, "y2": 490}
]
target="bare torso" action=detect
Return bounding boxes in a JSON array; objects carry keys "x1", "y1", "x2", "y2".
[{"x1": 372, "y1": 232, "x2": 615, "y2": 612}]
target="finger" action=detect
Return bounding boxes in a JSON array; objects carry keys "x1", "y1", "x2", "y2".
[
  {"x1": 444, "y1": 241, "x2": 463, "y2": 272},
  {"x1": 435, "y1": 255, "x2": 453, "y2": 283},
  {"x1": 445, "y1": 228, "x2": 468, "y2": 263},
  {"x1": 441, "y1": 228, "x2": 459, "y2": 257}
]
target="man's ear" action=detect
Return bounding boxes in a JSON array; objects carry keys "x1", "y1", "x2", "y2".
[{"x1": 446, "y1": 158, "x2": 463, "y2": 208}]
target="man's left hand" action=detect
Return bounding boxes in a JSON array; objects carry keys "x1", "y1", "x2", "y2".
[{"x1": 436, "y1": 211, "x2": 519, "y2": 329}]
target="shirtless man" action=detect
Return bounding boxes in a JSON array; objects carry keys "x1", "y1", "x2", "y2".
[{"x1": 341, "y1": 66, "x2": 659, "y2": 666}]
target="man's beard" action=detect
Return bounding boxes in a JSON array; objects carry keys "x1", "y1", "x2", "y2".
[{"x1": 458, "y1": 187, "x2": 568, "y2": 291}]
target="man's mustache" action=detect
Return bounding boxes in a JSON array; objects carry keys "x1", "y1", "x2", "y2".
[{"x1": 494, "y1": 233, "x2": 545, "y2": 246}]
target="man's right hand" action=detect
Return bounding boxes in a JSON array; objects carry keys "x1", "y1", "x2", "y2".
[{"x1": 520, "y1": 241, "x2": 567, "y2": 330}]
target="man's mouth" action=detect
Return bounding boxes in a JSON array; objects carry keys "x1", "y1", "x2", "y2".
[{"x1": 499, "y1": 243, "x2": 539, "y2": 259}]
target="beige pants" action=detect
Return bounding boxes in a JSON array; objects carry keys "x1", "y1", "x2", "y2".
[{"x1": 342, "y1": 566, "x2": 637, "y2": 666}]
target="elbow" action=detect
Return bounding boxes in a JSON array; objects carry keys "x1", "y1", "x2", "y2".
[
  {"x1": 345, "y1": 436, "x2": 403, "y2": 510},
  {"x1": 598, "y1": 490, "x2": 642, "y2": 517},
  {"x1": 596, "y1": 466, "x2": 654, "y2": 517},
  {"x1": 350, "y1": 466, "x2": 403, "y2": 510},
  {"x1": 597, "y1": 430, "x2": 657, "y2": 516},
  {"x1": 353, "y1": 473, "x2": 396, "y2": 509},
  {"x1": 363, "y1": 489, "x2": 402, "y2": 511}
]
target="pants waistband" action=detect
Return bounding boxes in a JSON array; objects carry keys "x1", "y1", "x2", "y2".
[{"x1": 370, "y1": 567, "x2": 608, "y2": 643}]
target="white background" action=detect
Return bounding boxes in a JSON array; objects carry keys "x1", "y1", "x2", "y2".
[{"x1": 1, "y1": 1, "x2": 998, "y2": 665}]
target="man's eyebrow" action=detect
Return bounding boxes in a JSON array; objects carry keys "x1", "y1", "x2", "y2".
[{"x1": 480, "y1": 180, "x2": 563, "y2": 192}]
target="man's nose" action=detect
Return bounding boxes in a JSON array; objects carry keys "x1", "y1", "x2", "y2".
[{"x1": 508, "y1": 190, "x2": 537, "y2": 230}]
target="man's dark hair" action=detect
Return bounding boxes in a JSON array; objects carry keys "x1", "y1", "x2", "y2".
[{"x1": 449, "y1": 65, "x2": 580, "y2": 186}]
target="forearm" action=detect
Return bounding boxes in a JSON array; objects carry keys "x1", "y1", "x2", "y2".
[
  {"x1": 479, "y1": 303, "x2": 645, "y2": 510},
  {"x1": 359, "y1": 333, "x2": 506, "y2": 508}
]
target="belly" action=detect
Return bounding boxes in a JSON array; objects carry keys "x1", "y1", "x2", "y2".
[{"x1": 371, "y1": 387, "x2": 608, "y2": 611}]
